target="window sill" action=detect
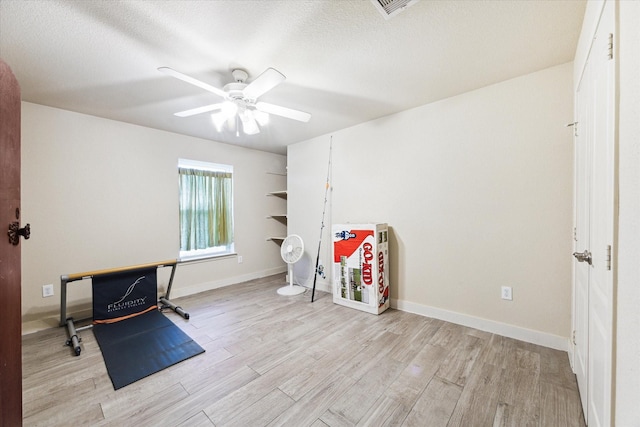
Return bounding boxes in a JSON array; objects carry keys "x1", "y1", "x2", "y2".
[{"x1": 179, "y1": 252, "x2": 238, "y2": 263}]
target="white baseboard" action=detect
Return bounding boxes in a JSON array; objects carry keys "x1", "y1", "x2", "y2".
[
  {"x1": 308, "y1": 278, "x2": 332, "y2": 294},
  {"x1": 391, "y1": 298, "x2": 568, "y2": 351},
  {"x1": 24, "y1": 270, "x2": 568, "y2": 354},
  {"x1": 22, "y1": 317, "x2": 63, "y2": 336},
  {"x1": 294, "y1": 275, "x2": 332, "y2": 294},
  {"x1": 22, "y1": 266, "x2": 288, "y2": 336},
  {"x1": 167, "y1": 266, "x2": 287, "y2": 299}
]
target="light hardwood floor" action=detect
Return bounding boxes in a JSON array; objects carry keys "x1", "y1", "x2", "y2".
[{"x1": 22, "y1": 274, "x2": 585, "y2": 426}]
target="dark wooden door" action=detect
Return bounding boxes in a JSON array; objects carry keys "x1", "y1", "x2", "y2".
[{"x1": 0, "y1": 58, "x2": 23, "y2": 426}]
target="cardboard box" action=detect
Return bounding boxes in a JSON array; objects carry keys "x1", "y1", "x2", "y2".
[{"x1": 332, "y1": 223, "x2": 389, "y2": 314}]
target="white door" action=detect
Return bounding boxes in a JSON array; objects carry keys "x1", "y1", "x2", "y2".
[
  {"x1": 572, "y1": 2, "x2": 615, "y2": 426},
  {"x1": 586, "y1": 3, "x2": 615, "y2": 425},
  {"x1": 572, "y1": 66, "x2": 590, "y2": 417}
]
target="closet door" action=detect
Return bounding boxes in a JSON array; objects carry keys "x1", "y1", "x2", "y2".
[
  {"x1": 572, "y1": 66, "x2": 589, "y2": 419},
  {"x1": 572, "y1": 2, "x2": 615, "y2": 426},
  {"x1": 586, "y1": 3, "x2": 615, "y2": 425}
]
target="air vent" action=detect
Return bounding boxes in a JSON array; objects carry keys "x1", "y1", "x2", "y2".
[{"x1": 371, "y1": 0, "x2": 419, "y2": 20}]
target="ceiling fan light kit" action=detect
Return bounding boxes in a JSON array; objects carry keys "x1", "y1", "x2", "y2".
[{"x1": 159, "y1": 66, "x2": 310, "y2": 136}]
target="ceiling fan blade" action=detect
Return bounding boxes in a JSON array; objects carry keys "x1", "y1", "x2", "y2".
[
  {"x1": 243, "y1": 68, "x2": 285, "y2": 100},
  {"x1": 174, "y1": 103, "x2": 225, "y2": 117},
  {"x1": 158, "y1": 67, "x2": 227, "y2": 98},
  {"x1": 256, "y1": 102, "x2": 311, "y2": 123}
]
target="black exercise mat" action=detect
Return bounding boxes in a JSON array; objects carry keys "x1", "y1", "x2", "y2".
[{"x1": 93, "y1": 310, "x2": 204, "y2": 390}]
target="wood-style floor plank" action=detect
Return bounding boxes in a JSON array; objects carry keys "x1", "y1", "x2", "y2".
[
  {"x1": 355, "y1": 395, "x2": 407, "y2": 427},
  {"x1": 447, "y1": 362, "x2": 505, "y2": 426},
  {"x1": 539, "y1": 381, "x2": 586, "y2": 427},
  {"x1": 385, "y1": 343, "x2": 448, "y2": 408},
  {"x1": 220, "y1": 388, "x2": 295, "y2": 427},
  {"x1": 402, "y1": 376, "x2": 462, "y2": 427},
  {"x1": 22, "y1": 273, "x2": 585, "y2": 426},
  {"x1": 175, "y1": 410, "x2": 214, "y2": 427}
]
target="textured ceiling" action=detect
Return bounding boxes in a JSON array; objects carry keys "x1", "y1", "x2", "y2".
[{"x1": 0, "y1": 0, "x2": 586, "y2": 155}]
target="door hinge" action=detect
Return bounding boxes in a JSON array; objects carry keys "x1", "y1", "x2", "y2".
[
  {"x1": 573, "y1": 227, "x2": 577, "y2": 242},
  {"x1": 608, "y1": 33, "x2": 613, "y2": 60},
  {"x1": 566, "y1": 121, "x2": 578, "y2": 136},
  {"x1": 572, "y1": 330, "x2": 576, "y2": 346},
  {"x1": 606, "y1": 244, "x2": 612, "y2": 270}
]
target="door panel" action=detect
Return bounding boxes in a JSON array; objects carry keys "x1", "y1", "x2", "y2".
[
  {"x1": 572, "y1": 2, "x2": 615, "y2": 426},
  {"x1": 573, "y1": 68, "x2": 589, "y2": 418},
  {"x1": 0, "y1": 59, "x2": 23, "y2": 426},
  {"x1": 587, "y1": 4, "x2": 615, "y2": 426}
]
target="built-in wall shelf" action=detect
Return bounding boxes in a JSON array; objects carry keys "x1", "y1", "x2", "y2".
[
  {"x1": 267, "y1": 214, "x2": 287, "y2": 225},
  {"x1": 267, "y1": 190, "x2": 287, "y2": 199},
  {"x1": 267, "y1": 178, "x2": 287, "y2": 243}
]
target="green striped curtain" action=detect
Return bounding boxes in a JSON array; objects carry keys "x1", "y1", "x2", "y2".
[{"x1": 179, "y1": 168, "x2": 233, "y2": 251}]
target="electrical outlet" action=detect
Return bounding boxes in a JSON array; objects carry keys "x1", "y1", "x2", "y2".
[
  {"x1": 237, "y1": 255, "x2": 243, "y2": 264},
  {"x1": 501, "y1": 286, "x2": 513, "y2": 301},
  {"x1": 42, "y1": 284, "x2": 54, "y2": 298}
]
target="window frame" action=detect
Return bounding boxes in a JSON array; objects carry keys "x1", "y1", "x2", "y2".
[{"x1": 177, "y1": 158, "x2": 235, "y2": 261}]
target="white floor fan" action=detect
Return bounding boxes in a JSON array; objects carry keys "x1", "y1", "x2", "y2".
[{"x1": 278, "y1": 234, "x2": 306, "y2": 296}]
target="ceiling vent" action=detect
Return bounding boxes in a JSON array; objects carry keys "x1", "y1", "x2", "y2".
[{"x1": 371, "y1": 0, "x2": 420, "y2": 20}]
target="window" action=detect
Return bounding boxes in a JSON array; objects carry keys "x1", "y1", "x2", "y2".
[{"x1": 178, "y1": 159, "x2": 234, "y2": 260}]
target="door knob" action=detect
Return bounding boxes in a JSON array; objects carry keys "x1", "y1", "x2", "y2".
[
  {"x1": 573, "y1": 250, "x2": 592, "y2": 265},
  {"x1": 8, "y1": 222, "x2": 30, "y2": 246}
]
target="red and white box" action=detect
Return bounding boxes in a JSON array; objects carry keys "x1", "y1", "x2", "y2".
[{"x1": 332, "y1": 223, "x2": 389, "y2": 314}]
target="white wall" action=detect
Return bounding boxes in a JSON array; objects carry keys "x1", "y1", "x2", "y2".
[
  {"x1": 289, "y1": 63, "x2": 574, "y2": 350},
  {"x1": 21, "y1": 102, "x2": 286, "y2": 331},
  {"x1": 615, "y1": 0, "x2": 640, "y2": 423}
]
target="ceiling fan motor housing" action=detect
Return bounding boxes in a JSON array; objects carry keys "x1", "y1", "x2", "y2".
[{"x1": 223, "y1": 82, "x2": 248, "y2": 100}]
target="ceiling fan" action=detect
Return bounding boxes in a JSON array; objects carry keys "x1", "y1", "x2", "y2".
[{"x1": 158, "y1": 66, "x2": 311, "y2": 135}]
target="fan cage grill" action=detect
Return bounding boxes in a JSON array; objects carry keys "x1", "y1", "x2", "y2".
[{"x1": 371, "y1": 0, "x2": 419, "y2": 19}]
